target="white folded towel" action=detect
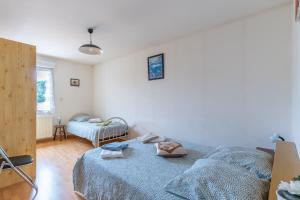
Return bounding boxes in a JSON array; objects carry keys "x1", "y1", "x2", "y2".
[
  {"x1": 149, "y1": 136, "x2": 167, "y2": 143},
  {"x1": 137, "y1": 133, "x2": 167, "y2": 143},
  {"x1": 137, "y1": 133, "x2": 159, "y2": 143},
  {"x1": 100, "y1": 150, "x2": 124, "y2": 159}
]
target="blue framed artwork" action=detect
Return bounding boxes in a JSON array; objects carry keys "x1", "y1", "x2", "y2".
[{"x1": 148, "y1": 53, "x2": 164, "y2": 80}]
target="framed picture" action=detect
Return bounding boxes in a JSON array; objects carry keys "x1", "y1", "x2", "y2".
[
  {"x1": 70, "y1": 78, "x2": 80, "y2": 87},
  {"x1": 296, "y1": 0, "x2": 300, "y2": 21},
  {"x1": 148, "y1": 53, "x2": 164, "y2": 80}
]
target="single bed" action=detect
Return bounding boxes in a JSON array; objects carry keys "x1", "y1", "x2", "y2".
[{"x1": 67, "y1": 117, "x2": 129, "y2": 147}]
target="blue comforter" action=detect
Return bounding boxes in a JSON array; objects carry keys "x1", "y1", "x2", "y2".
[{"x1": 73, "y1": 139, "x2": 213, "y2": 200}]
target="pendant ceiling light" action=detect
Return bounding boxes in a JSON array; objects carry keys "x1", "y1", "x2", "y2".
[{"x1": 79, "y1": 28, "x2": 103, "y2": 55}]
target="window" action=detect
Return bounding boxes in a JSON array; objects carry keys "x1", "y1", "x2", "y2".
[{"x1": 36, "y1": 68, "x2": 55, "y2": 114}]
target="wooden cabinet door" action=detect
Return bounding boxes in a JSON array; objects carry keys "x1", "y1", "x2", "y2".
[{"x1": 0, "y1": 38, "x2": 36, "y2": 188}]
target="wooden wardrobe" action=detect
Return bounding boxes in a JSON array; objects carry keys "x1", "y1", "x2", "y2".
[{"x1": 0, "y1": 38, "x2": 36, "y2": 188}]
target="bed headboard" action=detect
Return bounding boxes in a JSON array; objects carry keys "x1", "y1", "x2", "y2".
[{"x1": 268, "y1": 141, "x2": 300, "y2": 200}]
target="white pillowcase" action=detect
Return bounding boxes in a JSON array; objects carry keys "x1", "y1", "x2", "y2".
[
  {"x1": 88, "y1": 118, "x2": 103, "y2": 123},
  {"x1": 71, "y1": 113, "x2": 91, "y2": 122},
  {"x1": 155, "y1": 142, "x2": 187, "y2": 157}
]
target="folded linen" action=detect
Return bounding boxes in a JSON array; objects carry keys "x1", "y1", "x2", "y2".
[
  {"x1": 101, "y1": 142, "x2": 129, "y2": 151},
  {"x1": 137, "y1": 133, "x2": 159, "y2": 143},
  {"x1": 155, "y1": 142, "x2": 187, "y2": 157},
  {"x1": 100, "y1": 150, "x2": 124, "y2": 159}
]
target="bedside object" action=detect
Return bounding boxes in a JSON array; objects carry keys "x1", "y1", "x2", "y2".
[
  {"x1": 277, "y1": 190, "x2": 300, "y2": 200},
  {"x1": 256, "y1": 147, "x2": 275, "y2": 156},
  {"x1": 270, "y1": 134, "x2": 285, "y2": 143},
  {"x1": 277, "y1": 188, "x2": 300, "y2": 200},
  {"x1": 268, "y1": 142, "x2": 300, "y2": 200},
  {"x1": 56, "y1": 116, "x2": 62, "y2": 125},
  {"x1": 53, "y1": 124, "x2": 67, "y2": 141},
  {"x1": 276, "y1": 176, "x2": 300, "y2": 200}
]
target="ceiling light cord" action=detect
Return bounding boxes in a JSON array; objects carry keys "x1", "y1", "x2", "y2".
[{"x1": 88, "y1": 28, "x2": 93, "y2": 44}]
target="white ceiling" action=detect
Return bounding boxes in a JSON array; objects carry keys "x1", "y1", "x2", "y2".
[{"x1": 0, "y1": 0, "x2": 290, "y2": 65}]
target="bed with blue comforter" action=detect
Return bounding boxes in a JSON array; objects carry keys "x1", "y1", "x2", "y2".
[
  {"x1": 67, "y1": 121, "x2": 128, "y2": 147},
  {"x1": 73, "y1": 139, "x2": 273, "y2": 200},
  {"x1": 73, "y1": 139, "x2": 213, "y2": 200}
]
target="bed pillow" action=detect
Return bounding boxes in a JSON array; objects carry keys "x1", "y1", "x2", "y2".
[
  {"x1": 207, "y1": 146, "x2": 273, "y2": 180},
  {"x1": 165, "y1": 159, "x2": 269, "y2": 200},
  {"x1": 155, "y1": 142, "x2": 187, "y2": 158},
  {"x1": 71, "y1": 114, "x2": 91, "y2": 122},
  {"x1": 88, "y1": 118, "x2": 102, "y2": 123}
]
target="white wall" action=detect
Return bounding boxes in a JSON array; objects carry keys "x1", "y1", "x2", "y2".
[
  {"x1": 292, "y1": 4, "x2": 300, "y2": 154},
  {"x1": 93, "y1": 5, "x2": 292, "y2": 148},
  {"x1": 38, "y1": 55, "x2": 94, "y2": 124}
]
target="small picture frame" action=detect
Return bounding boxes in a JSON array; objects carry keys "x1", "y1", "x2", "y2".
[
  {"x1": 70, "y1": 78, "x2": 80, "y2": 87},
  {"x1": 148, "y1": 53, "x2": 164, "y2": 81}
]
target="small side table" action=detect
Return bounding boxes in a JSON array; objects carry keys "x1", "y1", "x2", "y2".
[{"x1": 53, "y1": 125, "x2": 67, "y2": 141}]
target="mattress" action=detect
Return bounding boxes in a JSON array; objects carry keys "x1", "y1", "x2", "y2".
[
  {"x1": 67, "y1": 121, "x2": 128, "y2": 147},
  {"x1": 73, "y1": 139, "x2": 214, "y2": 200}
]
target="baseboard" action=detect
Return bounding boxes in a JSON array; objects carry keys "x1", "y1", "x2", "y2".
[
  {"x1": 36, "y1": 134, "x2": 78, "y2": 143},
  {"x1": 36, "y1": 137, "x2": 53, "y2": 143},
  {"x1": 36, "y1": 134, "x2": 127, "y2": 145}
]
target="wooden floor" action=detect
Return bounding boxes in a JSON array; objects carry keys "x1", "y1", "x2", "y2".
[{"x1": 0, "y1": 137, "x2": 93, "y2": 200}]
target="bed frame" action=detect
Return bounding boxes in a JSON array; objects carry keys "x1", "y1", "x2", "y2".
[
  {"x1": 96, "y1": 117, "x2": 129, "y2": 147},
  {"x1": 268, "y1": 141, "x2": 300, "y2": 200}
]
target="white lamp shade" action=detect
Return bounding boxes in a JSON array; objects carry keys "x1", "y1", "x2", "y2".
[{"x1": 79, "y1": 44, "x2": 103, "y2": 55}]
